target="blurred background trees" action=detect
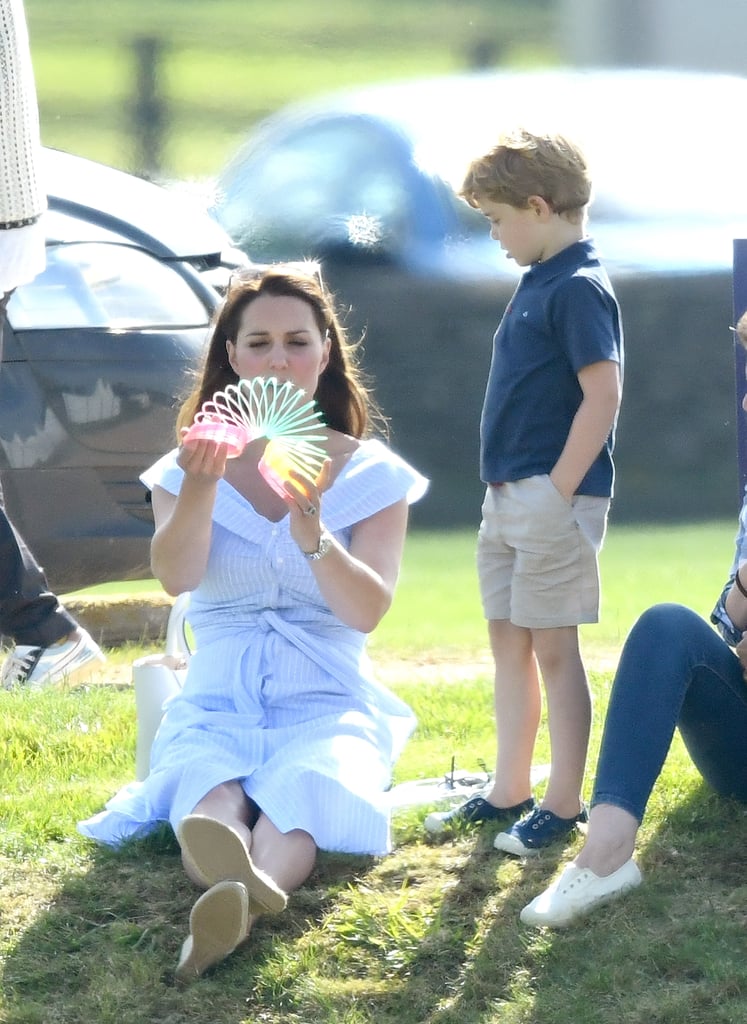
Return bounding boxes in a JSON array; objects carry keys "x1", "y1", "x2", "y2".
[{"x1": 24, "y1": 0, "x2": 557, "y2": 179}]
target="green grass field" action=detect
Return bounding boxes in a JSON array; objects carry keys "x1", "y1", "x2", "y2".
[
  {"x1": 63, "y1": 519, "x2": 737, "y2": 664},
  {"x1": 24, "y1": 0, "x2": 558, "y2": 178},
  {"x1": 5, "y1": 4, "x2": 745, "y2": 1018},
  {"x1": 4, "y1": 521, "x2": 746, "y2": 1024}
]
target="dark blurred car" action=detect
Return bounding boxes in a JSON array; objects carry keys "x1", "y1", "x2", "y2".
[
  {"x1": 212, "y1": 69, "x2": 747, "y2": 525},
  {"x1": 0, "y1": 147, "x2": 246, "y2": 592}
]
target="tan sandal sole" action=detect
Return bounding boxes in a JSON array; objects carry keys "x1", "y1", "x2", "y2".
[
  {"x1": 177, "y1": 814, "x2": 287, "y2": 915},
  {"x1": 175, "y1": 879, "x2": 249, "y2": 982}
]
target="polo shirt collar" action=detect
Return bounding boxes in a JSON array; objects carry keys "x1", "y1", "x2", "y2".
[{"x1": 524, "y1": 237, "x2": 598, "y2": 284}]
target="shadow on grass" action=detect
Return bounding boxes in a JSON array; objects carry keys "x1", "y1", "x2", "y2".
[
  {"x1": 294, "y1": 780, "x2": 747, "y2": 1024},
  {"x1": 3, "y1": 783, "x2": 747, "y2": 1024},
  {"x1": 0, "y1": 825, "x2": 377, "y2": 1024},
  {"x1": 388, "y1": 782, "x2": 747, "y2": 1024},
  {"x1": 366, "y1": 822, "x2": 572, "y2": 1023}
]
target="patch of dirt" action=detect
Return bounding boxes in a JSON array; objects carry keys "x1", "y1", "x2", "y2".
[{"x1": 373, "y1": 655, "x2": 493, "y2": 684}]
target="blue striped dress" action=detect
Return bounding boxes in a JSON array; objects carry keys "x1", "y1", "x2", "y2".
[{"x1": 78, "y1": 438, "x2": 428, "y2": 855}]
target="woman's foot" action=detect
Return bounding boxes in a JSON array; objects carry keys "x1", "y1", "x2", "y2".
[
  {"x1": 177, "y1": 814, "x2": 287, "y2": 915},
  {"x1": 175, "y1": 879, "x2": 249, "y2": 982},
  {"x1": 519, "y1": 858, "x2": 642, "y2": 927},
  {"x1": 571, "y1": 802, "x2": 639, "y2": 877}
]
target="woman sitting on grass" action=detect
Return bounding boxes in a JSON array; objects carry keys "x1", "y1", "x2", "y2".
[
  {"x1": 78, "y1": 264, "x2": 427, "y2": 981},
  {"x1": 519, "y1": 314, "x2": 747, "y2": 928}
]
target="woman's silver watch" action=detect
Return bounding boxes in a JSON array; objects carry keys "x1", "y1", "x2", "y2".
[{"x1": 303, "y1": 531, "x2": 333, "y2": 561}]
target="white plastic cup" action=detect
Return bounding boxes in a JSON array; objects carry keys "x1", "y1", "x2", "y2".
[
  {"x1": 133, "y1": 655, "x2": 187, "y2": 781},
  {"x1": 133, "y1": 593, "x2": 192, "y2": 781}
]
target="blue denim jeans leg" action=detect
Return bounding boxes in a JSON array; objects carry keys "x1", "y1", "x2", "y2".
[{"x1": 592, "y1": 603, "x2": 747, "y2": 822}]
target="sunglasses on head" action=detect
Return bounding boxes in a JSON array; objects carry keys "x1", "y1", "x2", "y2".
[{"x1": 227, "y1": 260, "x2": 325, "y2": 294}]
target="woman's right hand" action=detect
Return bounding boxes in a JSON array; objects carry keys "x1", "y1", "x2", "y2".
[
  {"x1": 150, "y1": 435, "x2": 230, "y2": 595},
  {"x1": 177, "y1": 429, "x2": 230, "y2": 483}
]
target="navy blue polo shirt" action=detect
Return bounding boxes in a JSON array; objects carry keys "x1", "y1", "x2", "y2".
[{"x1": 480, "y1": 238, "x2": 623, "y2": 496}]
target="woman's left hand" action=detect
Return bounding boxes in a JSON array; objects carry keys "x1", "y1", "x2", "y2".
[{"x1": 284, "y1": 459, "x2": 332, "y2": 552}]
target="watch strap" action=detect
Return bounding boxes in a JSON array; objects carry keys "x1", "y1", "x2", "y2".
[{"x1": 303, "y1": 531, "x2": 332, "y2": 561}]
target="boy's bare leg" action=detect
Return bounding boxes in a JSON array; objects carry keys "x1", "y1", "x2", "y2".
[
  {"x1": 484, "y1": 618, "x2": 541, "y2": 807},
  {"x1": 532, "y1": 624, "x2": 590, "y2": 818}
]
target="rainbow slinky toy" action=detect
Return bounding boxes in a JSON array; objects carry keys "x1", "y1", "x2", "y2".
[{"x1": 183, "y1": 377, "x2": 327, "y2": 497}]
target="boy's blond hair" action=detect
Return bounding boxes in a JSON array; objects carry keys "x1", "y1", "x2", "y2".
[{"x1": 461, "y1": 128, "x2": 592, "y2": 225}]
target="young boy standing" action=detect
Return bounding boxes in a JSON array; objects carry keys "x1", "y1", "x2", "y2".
[{"x1": 425, "y1": 129, "x2": 623, "y2": 855}]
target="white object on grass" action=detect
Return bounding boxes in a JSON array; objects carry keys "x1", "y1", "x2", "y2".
[{"x1": 388, "y1": 763, "x2": 552, "y2": 810}]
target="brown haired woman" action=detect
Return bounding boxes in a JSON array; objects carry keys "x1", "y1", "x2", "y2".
[{"x1": 79, "y1": 263, "x2": 427, "y2": 981}]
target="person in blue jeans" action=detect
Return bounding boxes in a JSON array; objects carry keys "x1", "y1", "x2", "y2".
[{"x1": 520, "y1": 315, "x2": 747, "y2": 927}]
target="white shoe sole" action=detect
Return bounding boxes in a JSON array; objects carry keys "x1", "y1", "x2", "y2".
[
  {"x1": 493, "y1": 831, "x2": 542, "y2": 857},
  {"x1": 175, "y1": 879, "x2": 249, "y2": 982},
  {"x1": 177, "y1": 815, "x2": 287, "y2": 916}
]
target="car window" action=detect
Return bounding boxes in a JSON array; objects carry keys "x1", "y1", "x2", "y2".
[
  {"x1": 218, "y1": 116, "x2": 432, "y2": 258},
  {"x1": 7, "y1": 242, "x2": 210, "y2": 330}
]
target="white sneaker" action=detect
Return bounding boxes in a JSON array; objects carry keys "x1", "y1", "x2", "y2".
[
  {"x1": 1, "y1": 629, "x2": 106, "y2": 690},
  {"x1": 520, "y1": 859, "x2": 642, "y2": 928}
]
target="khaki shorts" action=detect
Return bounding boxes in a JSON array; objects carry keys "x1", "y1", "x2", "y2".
[{"x1": 477, "y1": 474, "x2": 609, "y2": 629}]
